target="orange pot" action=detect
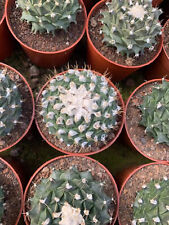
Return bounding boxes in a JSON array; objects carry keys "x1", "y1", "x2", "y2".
[
  {"x1": 5, "y1": 0, "x2": 87, "y2": 68},
  {"x1": 152, "y1": 0, "x2": 163, "y2": 7},
  {"x1": 86, "y1": 0, "x2": 163, "y2": 82}
]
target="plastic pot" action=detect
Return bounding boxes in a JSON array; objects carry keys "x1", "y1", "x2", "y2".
[
  {"x1": 35, "y1": 69, "x2": 125, "y2": 156},
  {"x1": 0, "y1": 62, "x2": 35, "y2": 153},
  {"x1": 5, "y1": 0, "x2": 87, "y2": 68},
  {"x1": 152, "y1": 0, "x2": 163, "y2": 7},
  {"x1": 125, "y1": 79, "x2": 169, "y2": 163},
  {"x1": 86, "y1": 0, "x2": 163, "y2": 82},
  {"x1": 118, "y1": 162, "x2": 169, "y2": 225},
  {"x1": 23, "y1": 154, "x2": 119, "y2": 225},
  {"x1": 0, "y1": 157, "x2": 23, "y2": 225}
]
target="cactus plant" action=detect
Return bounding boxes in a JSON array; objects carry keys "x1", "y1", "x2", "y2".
[
  {"x1": 99, "y1": 0, "x2": 162, "y2": 57},
  {"x1": 27, "y1": 166, "x2": 113, "y2": 225},
  {"x1": 40, "y1": 69, "x2": 121, "y2": 150},
  {"x1": 132, "y1": 176, "x2": 169, "y2": 225},
  {"x1": 0, "y1": 186, "x2": 4, "y2": 223},
  {"x1": 0, "y1": 68, "x2": 22, "y2": 137},
  {"x1": 139, "y1": 79, "x2": 169, "y2": 146},
  {"x1": 16, "y1": 0, "x2": 81, "y2": 34}
]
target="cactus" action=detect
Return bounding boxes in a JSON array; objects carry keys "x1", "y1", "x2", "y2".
[
  {"x1": 139, "y1": 79, "x2": 169, "y2": 146},
  {"x1": 40, "y1": 69, "x2": 121, "y2": 149},
  {"x1": 16, "y1": 0, "x2": 81, "y2": 34},
  {"x1": 99, "y1": 0, "x2": 162, "y2": 57},
  {"x1": 0, "y1": 186, "x2": 4, "y2": 222},
  {"x1": 28, "y1": 166, "x2": 113, "y2": 225},
  {"x1": 0, "y1": 68, "x2": 22, "y2": 137},
  {"x1": 132, "y1": 176, "x2": 169, "y2": 225}
]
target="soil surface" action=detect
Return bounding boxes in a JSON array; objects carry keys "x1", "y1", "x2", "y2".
[
  {"x1": 0, "y1": 159, "x2": 22, "y2": 225},
  {"x1": 0, "y1": 0, "x2": 5, "y2": 21},
  {"x1": 36, "y1": 73, "x2": 124, "y2": 154},
  {"x1": 119, "y1": 163, "x2": 169, "y2": 225},
  {"x1": 9, "y1": 2, "x2": 85, "y2": 52},
  {"x1": 88, "y1": 2, "x2": 162, "y2": 66},
  {"x1": 126, "y1": 81, "x2": 169, "y2": 162},
  {"x1": 163, "y1": 20, "x2": 169, "y2": 56},
  {"x1": 0, "y1": 65, "x2": 33, "y2": 151},
  {"x1": 25, "y1": 156, "x2": 117, "y2": 225}
]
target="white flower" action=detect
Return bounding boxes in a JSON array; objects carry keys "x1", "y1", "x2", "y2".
[
  {"x1": 155, "y1": 183, "x2": 161, "y2": 189},
  {"x1": 128, "y1": 44, "x2": 133, "y2": 50},
  {"x1": 87, "y1": 194, "x2": 92, "y2": 200},
  {"x1": 138, "y1": 218, "x2": 145, "y2": 223},
  {"x1": 51, "y1": 12, "x2": 56, "y2": 18},
  {"x1": 54, "y1": 197, "x2": 60, "y2": 202},
  {"x1": 67, "y1": 15, "x2": 71, "y2": 20},
  {"x1": 128, "y1": 3, "x2": 146, "y2": 19},
  {"x1": 93, "y1": 216, "x2": 98, "y2": 223},
  {"x1": 145, "y1": 26, "x2": 150, "y2": 31},
  {"x1": 132, "y1": 220, "x2": 137, "y2": 225},
  {"x1": 163, "y1": 176, "x2": 168, "y2": 181},
  {"x1": 66, "y1": 182, "x2": 72, "y2": 189},
  {"x1": 150, "y1": 199, "x2": 157, "y2": 205},
  {"x1": 138, "y1": 198, "x2": 143, "y2": 204},
  {"x1": 82, "y1": 178, "x2": 86, "y2": 184},
  {"x1": 166, "y1": 205, "x2": 169, "y2": 211},
  {"x1": 153, "y1": 217, "x2": 160, "y2": 223},
  {"x1": 75, "y1": 194, "x2": 81, "y2": 200},
  {"x1": 103, "y1": 200, "x2": 107, "y2": 205},
  {"x1": 112, "y1": 26, "x2": 116, "y2": 32},
  {"x1": 0, "y1": 107, "x2": 5, "y2": 113},
  {"x1": 157, "y1": 102, "x2": 162, "y2": 109},
  {"x1": 146, "y1": 38, "x2": 150, "y2": 43}
]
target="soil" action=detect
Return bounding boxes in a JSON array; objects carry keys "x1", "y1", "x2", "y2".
[
  {"x1": 0, "y1": 65, "x2": 33, "y2": 151},
  {"x1": 163, "y1": 20, "x2": 169, "y2": 56},
  {"x1": 0, "y1": 0, "x2": 5, "y2": 21},
  {"x1": 126, "y1": 81, "x2": 169, "y2": 162},
  {"x1": 0, "y1": 159, "x2": 22, "y2": 225},
  {"x1": 9, "y1": 2, "x2": 85, "y2": 52},
  {"x1": 25, "y1": 156, "x2": 118, "y2": 225},
  {"x1": 88, "y1": 2, "x2": 162, "y2": 66},
  {"x1": 36, "y1": 73, "x2": 124, "y2": 154},
  {"x1": 119, "y1": 163, "x2": 169, "y2": 225}
]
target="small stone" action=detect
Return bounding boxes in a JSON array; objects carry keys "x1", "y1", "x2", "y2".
[
  {"x1": 90, "y1": 17, "x2": 97, "y2": 27},
  {"x1": 0, "y1": 140, "x2": 5, "y2": 146},
  {"x1": 29, "y1": 65, "x2": 40, "y2": 77},
  {"x1": 140, "y1": 137, "x2": 146, "y2": 145}
]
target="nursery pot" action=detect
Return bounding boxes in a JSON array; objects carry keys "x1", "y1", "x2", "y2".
[
  {"x1": 5, "y1": 0, "x2": 87, "y2": 68},
  {"x1": 125, "y1": 78, "x2": 169, "y2": 163},
  {"x1": 0, "y1": 157, "x2": 23, "y2": 225},
  {"x1": 35, "y1": 69, "x2": 125, "y2": 156},
  {"x1": 152, "y1": 0, "x2": 163, "y2": 7},
  {"x1": 118, "y1": 162, "x2": 169, "y2": 225},
  {"x1": 23, "y1": 155, "x2": 119, "y2": 225},
  {"x1": 86, "y1": 0, "x2": 163, "y2": 82},
  {"x1": 0, "y1": 62, "x2": 35, "y2": 153}
]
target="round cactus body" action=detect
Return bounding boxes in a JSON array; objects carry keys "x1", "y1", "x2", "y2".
[
  {"x1": 100, "y1": 0, "x2": 162, "y2": 57},
  {"x1": 132, "y1": 177, "x2": 169, "y2": 225},
  {"x1": 0, "y1": 186, "x2": 4, "y2": 222},
  {"x1": 16, "y1": 0, "x2": 81, "y2": 33},
  {"x1": 40, "y1": 69, "x2": 121, "y2": 149},
  {"x1": 139, "y1": 79, "x2": 169, "y2": 146},
  {"x1": 28, "y1": 167, "x2": 113, "y2": 225},
  {"x1": 0, "y1": 68, "x2": 22, "y2": 137}
]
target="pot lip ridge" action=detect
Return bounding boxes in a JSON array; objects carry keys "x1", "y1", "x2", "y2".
[
  {"x1": 86, "y1": 0, "x2": 163, "y2": 69},
  {"x1": 0, "y1": 4, "x2": 5, "y2": 26},
  {"x1": 0, "y1": 157, "x2": 24, "y2": 225},
  {"x1": 125, "y1": 78, "x2": 169, "y2": 163},
  {"x1": 35, "y1": 68, "x2": 125, "y2": 156},
  {"x1": 0, "y1": 62, "x2": 35, "y2": 153},
  {"x1": 5, "y1": 0, "x2": 87, "y2": 55},
  {"x1": 162, "y1": 19, "x2": 169, "y2": 60},
  {"x1": 23, "y1": 154, "x2": 119, "y2": 225}
]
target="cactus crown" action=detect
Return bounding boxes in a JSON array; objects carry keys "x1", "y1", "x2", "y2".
[
  {"x1": 28, "y1": 166, "x2": 113, "y2": 225},
  {"x1": 100, "y1": 0, "x2": 162, "y2": 57},
  {"x1": 139, "y1": 79, "x2": 169, "y2": 146},
  {"x1": 40, "y1": 69, "x2": 121, "y2": 150},
  {"x1": 16, "y1": 0, "x2": 81, "y2": 34},
  {"x1": 0, "y1": 186, "x2": 4, "y2": 222},
  {"x1": 0, "y1": 68, "x2": 22, "y2": 137},
  {"x1": 132, "y1": 176, "x2": 169, "y2": 225}
]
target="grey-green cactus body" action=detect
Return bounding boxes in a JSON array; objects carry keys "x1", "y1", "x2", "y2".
[
  {"x1": 40, "y1": 69, "x2": 121, "y2": 149},
  {"x1": 0, "y1": 69, "x2": 22, "y2": 137},
  {"x1": 132, "y1": 177, "x2": 169, "y2": 224},
  {"x1": 16, "y1": 0, "x2": 81, "y2": 33},
  {"x1": 0, "y1": 186, "x2": 4, "y2": 222},
  {"x1": 100, "y1": 0, "x2": 162, "y2": 56},
  {"x1": 28, "y1": 167, "x2": 113, "y2": 225},
  {"x1": 139, "y1": 79, "x2": 169, "y2": 146}
]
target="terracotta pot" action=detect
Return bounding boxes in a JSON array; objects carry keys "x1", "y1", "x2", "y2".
[
  {"x1": 0, "y1": 157, "x2": 23, "y2": 225},
  {"x1": 125, "y1": 79, "x2": 169, "y2": 162},
  {"x1": 118, "y1": 162, "x2": 169, "y2": 225},
  {"x1": 23, "y1": 155, "x2": 119, "y2": 225},
  {"x1": 35, "y1": 69, "x2": 125, "y2": 156},
  {"x1": 86, "y1": 0, "x2": 163, "y2": 82},
  {"x1": 5, "y1": 0, "x2": 87, "y2": 68},
  {"x1": 0, "y1": 4, "x2": 15, "y2": 61},
  {"x1": 152, "y1": 0, "x2": 163, "y2": 7},
  {"x1": 146, "y1": 19, "x2": 169, "y2": 80},
  {"x1": 0, "y1": 62, "x2": 35, "y2": 153}
]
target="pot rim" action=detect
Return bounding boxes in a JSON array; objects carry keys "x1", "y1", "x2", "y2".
[{"x1": 162, "y1": 19, "x2": 169, "y2": 60}]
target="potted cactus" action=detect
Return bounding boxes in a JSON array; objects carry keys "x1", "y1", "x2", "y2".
[
  {"x1": 35, "y1": 69, "x2": 124, "y2": 155},
  {"x1": 0, "y1": 157, "x2": 23, "y2": 225},
  {"x1": 86, "y1": 0, "x2": 163, "y2": 81},
  {"x1": 5, "y1": 0, "x2": 87, "y2": 67},
  {"x1": 118, "y1": 162, "x2": 169, "y2": 225},
  {"x1": 24, "y1": 155, "x2": 119, "y2": 225},
  {"x1": 0, "y1": 62, "x2": 34, "y2": 152},
  {"x1": 125, "y1": 78, "x2": 169, "y2": 162}
]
